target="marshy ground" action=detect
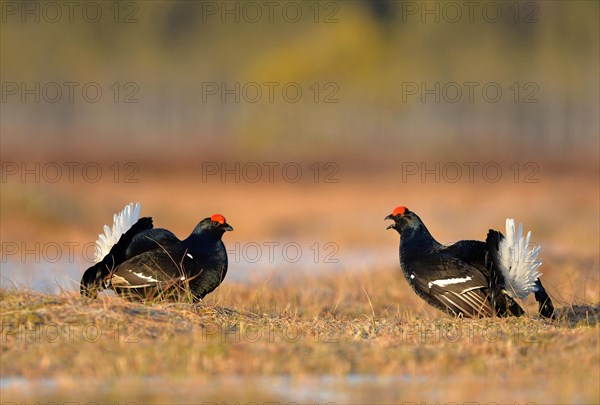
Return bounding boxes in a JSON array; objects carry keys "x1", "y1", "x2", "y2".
[{"x1": 2, "y1": 267, "x2": 599, "y2": 403}]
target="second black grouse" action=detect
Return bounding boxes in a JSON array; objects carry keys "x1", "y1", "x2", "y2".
[
  {"x1": 385, "y1": 206, "x2": 554, "y2": 318},
  {"x1": 81, "y1": 203, "x2": 233, "y2": 301}
]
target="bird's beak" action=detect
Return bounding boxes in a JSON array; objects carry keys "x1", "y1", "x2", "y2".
[
  {"x1": 385, "y1": 214, "x2": 395, "y2": 230},
  {"x1": 222, "y1": 223, "x2": 234, "y2": 232}
]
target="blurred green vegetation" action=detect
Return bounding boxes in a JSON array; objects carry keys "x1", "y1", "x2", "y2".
[{"x1": 1, "y1": 0, "x2": 598, "y2": 158}]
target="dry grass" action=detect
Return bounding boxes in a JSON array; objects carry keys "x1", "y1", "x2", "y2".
[{"x1": 2, "y1": 267, "x2": 599, "y2": 404}]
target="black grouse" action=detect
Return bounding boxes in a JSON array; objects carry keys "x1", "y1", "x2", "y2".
[
  {"x1": 81, "y1": 203, "x2": 233, "y2": 302},
  {"x1": 385, "y1": 206, "x2": 554, "y2": 318}
]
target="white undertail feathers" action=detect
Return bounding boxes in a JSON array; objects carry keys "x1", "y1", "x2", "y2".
[
  {"x1": 498, "y1": 218, "x2": 542, "y2": 299},
  {"x1": 94, "y1": 202, "x2": 141, "y2": 263}
]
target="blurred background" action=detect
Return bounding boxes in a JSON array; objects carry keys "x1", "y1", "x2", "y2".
[
  {"x1": 2, "y1": 1, "x2": 599, "y2": 155},
  {"x1": 1, "y1": 1, "x2": 598, "y2": 303}
]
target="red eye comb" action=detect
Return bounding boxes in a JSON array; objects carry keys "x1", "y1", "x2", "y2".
[
  {"x1": 210, "y1": 214, "x2": 226, "y2": 224},
  {"x1": 392, "y1": 206, "x2": 408, "y2": 216}
]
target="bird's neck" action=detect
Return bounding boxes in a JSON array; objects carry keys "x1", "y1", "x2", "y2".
[
  {"x1": 183, "y1": 232, "x2": 222, "y2": 250},
  {"x1": 400, "y1": 223, "x2": 442, "y2": 258}
]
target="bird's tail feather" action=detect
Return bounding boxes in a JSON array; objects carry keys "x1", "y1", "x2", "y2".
[
  {"x1": 94, "y1": 202, "x2": 141, "y2": 262},
  {"x1": 487, "y1": 223, "x2": 554, "y2": 318},
  {"x1": 487, "y1": 219, "x2": 542, "y2": 299},
  {"x1": 81, "y1": 203, "x2": 152, "y2": 298},
  {"x1": 81, "y1": 216, "x2": 153, "y2": 298},
  {"x1": 499, "y1": 218, "x2": 542, "y2": 299},
  {"x1": 534, "y1": 278, "x2": 555, "y2": 318},
  {"x1": 80, "y1": 261, "x2": 110, "y2": 298}
]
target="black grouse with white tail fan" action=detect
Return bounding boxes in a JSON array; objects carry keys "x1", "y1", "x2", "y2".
[
  {"x1": 81, "y1": 203, "x2": 233, "y2": 301},
  {"x1": 385, "y1": 206, "x2": 554, "y2": 318}
]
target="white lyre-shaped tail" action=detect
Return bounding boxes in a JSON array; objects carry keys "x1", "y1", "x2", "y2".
[
  {"x1": 498, "y1": 218, "x2": 542, "y2": 299},
  {"x1": 94, "y1": 202, "x2": 141, "y2": 263}
]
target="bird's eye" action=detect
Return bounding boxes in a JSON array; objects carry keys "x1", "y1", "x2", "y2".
[{"x1": 212, "y1": 221, "x2": 220, "y2": 227}]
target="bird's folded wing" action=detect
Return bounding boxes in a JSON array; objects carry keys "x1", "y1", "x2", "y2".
[
  {"x1": 410, "y1": 255, "x2": 494, "y2": 317},
  {"x1": 111, "y1": 248, "x2": 190, "y2": 289}
]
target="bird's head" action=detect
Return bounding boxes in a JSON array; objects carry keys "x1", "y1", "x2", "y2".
[
  {"x1": 193, "y1": 214, "x2": 234, "y2": 237},
  {"x1": 385, "y1": 206, "x2": 420, "y2": 233}
]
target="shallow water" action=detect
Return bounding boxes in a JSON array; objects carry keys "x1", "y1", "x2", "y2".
[
  {"x1": 0, "y1": 246, "x2": 392, "y2": 293},
  {"x1": 0, "y1": 374, "x2": 562, "y2": 403},
  {"x1": 0, "y1": 374, "x2": 412, "y2": 402}
]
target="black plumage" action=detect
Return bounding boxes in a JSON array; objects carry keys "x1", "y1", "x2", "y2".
[
  {"x1": 81, "y1": 213, "x2": 233, "y2": 302},
  {"x1": 385, "y1": 206, "x2": 554, "y2": 318}
]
